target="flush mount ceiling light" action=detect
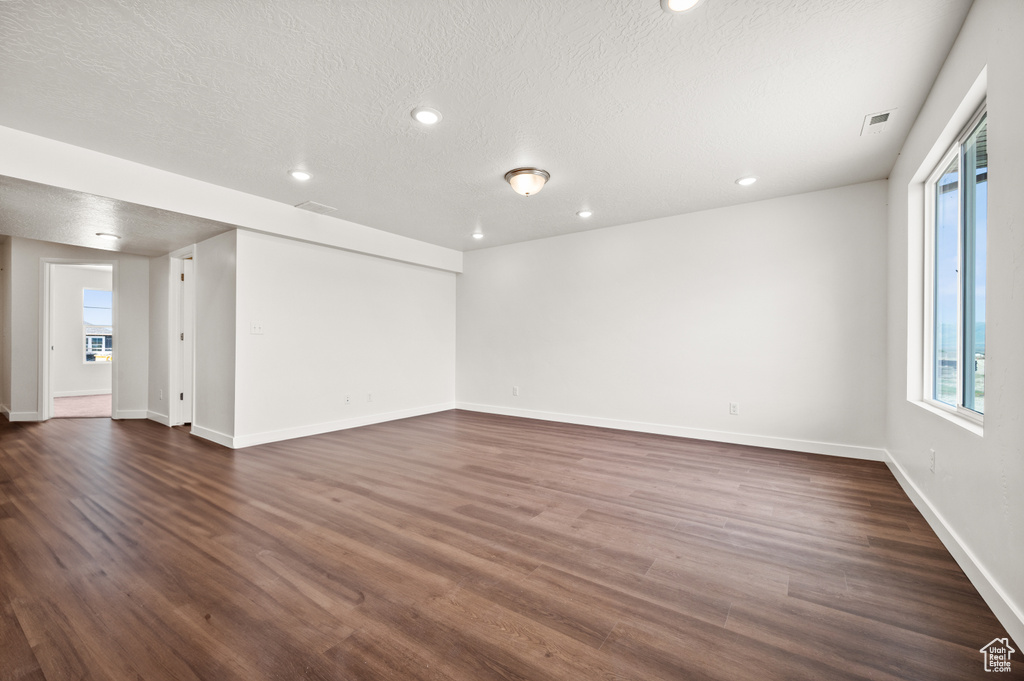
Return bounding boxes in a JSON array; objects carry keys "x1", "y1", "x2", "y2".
[
  {"x1": 411, "y1": 106, "x2": 442, "y2": 125},
  {"x1": 504, "y1": 168, "x2": 550, "y2": 196},
  {"x1": 95, "y1": 232, "x2": 120, "y2": 240},
  {"x1": 576, "y1": 210, "x2": 593, "y2": 218},
  {"x1": 289, "y1": 169, "x2": 312, "y2": 181},
  {"x1": 472, "y1": 233, "x2": 484, "y2": 240},
  {"x1": 661, "y1": 0, "x2": 705, "y2": 12},
  {"x1": 735, "y1": 176, "x2": 758, "y2": 186}
]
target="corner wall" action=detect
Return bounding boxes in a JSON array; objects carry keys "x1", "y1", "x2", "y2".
[
  {"x1": 457, "y1": 181, "x2": 888, "y2": 459},
  {"x1": 886, "y1": 0, "x2": 1024, "y2": 643},
  {"x1": 192, "y1": 231, "x2": 237, "y2": 445},
  {"x1": 147, "y1": 254, "x2": 171, "y2": 424},
  {"x1": 0, "y1": 238, "x2": 9, "y2": 415}
]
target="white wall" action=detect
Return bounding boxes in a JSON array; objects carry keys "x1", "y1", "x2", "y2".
[
  {"x1": 886, "y1": 0, "x2": 1024, "y2": 643},
  {"x1": 231, "y1": 230, "x2": 456, "y2": 447},
  {"x1": 192, "y1": 231, "x2": 237, "y2": 445},
  {"x1": 148, "y1": 254, "x2": 171, "y2": 424},
  {"x1": 51, "y1": 265, "x2": 113, "y2": 397},
  {"x1": 0, "y1": 237, "x2": 8, "y2": 414},
  {"x1": 458, "y1": 181, "x2": 888, "y2": 459},
  {"x1": 0, "y1": 237, "x2": 9, "y2": 414},
  {"x1": 4, "y1": 237, "x2": 149, "y2": 420}
]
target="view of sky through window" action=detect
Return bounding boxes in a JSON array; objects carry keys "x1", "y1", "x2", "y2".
[{"x1": 84, "y1": 289, "x2": 113, "y2": 326}]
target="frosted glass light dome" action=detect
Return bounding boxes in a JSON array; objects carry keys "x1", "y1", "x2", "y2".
[{"x1": 504, "y1": 168, "x2": 550, "y2": 196}]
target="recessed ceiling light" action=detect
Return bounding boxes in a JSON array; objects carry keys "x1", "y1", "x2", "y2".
[
  {"x1": 411, "y1": 106, "x2": 442, "y2": 125},
  {"x1": 661, "y1": 0, "x2": 704, "y2": 12},
  {"x1": 95, "y1": 232, "x2": 120, "y2": 240},
  {"x1": 577, "y1": 210, "x2": 593, "y2": 218},
  {"x1": 472, "y1": 233, "x2": 484, "y2": 240},
  {"x1": 290, "y1": 170, "x2": 312, "y2": 181},
  {"x1": 735, "y1": 176, "x2": 758, "y2": 186}
]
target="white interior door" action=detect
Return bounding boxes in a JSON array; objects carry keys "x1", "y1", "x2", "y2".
[{"x1": 180, "y1": 257, "x2": 195, "y2": 424}]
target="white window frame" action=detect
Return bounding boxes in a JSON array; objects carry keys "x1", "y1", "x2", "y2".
[{"x1": 922, "y1": 103, "x2": 986, "y2": 427}]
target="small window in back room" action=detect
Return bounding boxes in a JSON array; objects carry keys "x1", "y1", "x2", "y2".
[{"x1": 84, "y1": 289, "x2": 113, "y2": 363}]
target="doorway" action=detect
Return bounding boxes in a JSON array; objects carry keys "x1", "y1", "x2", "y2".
[{"x1": 42, "y1": 262, "x2": 117, "y2": 419}]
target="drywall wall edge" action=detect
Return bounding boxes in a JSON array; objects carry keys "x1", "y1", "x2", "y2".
[
  {"x1": 885, "y1": 450, "x2": 1024, "y2": 646},
  {"x1": 0, "y1": 126, "x2": 462, "y2": 273},
  {"x1": 457, "y1": 402, "x2": 886, "y2": 461}
]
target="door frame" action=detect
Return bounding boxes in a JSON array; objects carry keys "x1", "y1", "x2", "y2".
[
  {"x1": 40, "y1": 259, "x2": 118, "y2": 420},
  {"x1": 168, "y1": 246, "x2": 195, "y2": 426}
]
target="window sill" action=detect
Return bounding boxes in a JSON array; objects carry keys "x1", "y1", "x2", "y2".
[{"x1": 912, "y1": 399, "x2": 984, "y2": 437}]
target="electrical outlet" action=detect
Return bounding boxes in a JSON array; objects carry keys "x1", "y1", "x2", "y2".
[
  {"x1": 513, "y1": 386, "x2": 519, "y2": 397},
  {"x1": 929, "y1": 448, "x2": 936, "y2": 473},
  {"x1": 729, "y1": 402, "x2": 739, "y2": 415},
  {"x1": 159, "y1": 388, "x2": 163, "y2": 400},
  {"x1": 367, "y1": 393, "x2": 373, "y2": 403},
  {"x1": 345, "y1": 395, "x2": 351, "y2": 405},
  {"x1": 249, "y1": 321, "x2": 263, "y2": 335}
]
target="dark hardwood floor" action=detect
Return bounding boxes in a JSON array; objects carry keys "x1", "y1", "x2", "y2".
[{"x1": 0, "y1": 410, "x2": 1018, "y2": 680}]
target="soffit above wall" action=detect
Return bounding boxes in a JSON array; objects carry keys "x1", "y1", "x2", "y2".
[{"x1": 0, "y1": 175, "x2": 232, "y2": 257}]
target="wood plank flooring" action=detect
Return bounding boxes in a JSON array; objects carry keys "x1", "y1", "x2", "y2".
[{"x1": 0, "y1": 410, "x2": 1017, "y2": 680}]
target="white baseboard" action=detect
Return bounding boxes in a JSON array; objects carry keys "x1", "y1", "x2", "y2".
[
  {"x1": 5, "y1": 410, "x2": 41, "y2": 422},
  {"x1": 113, "y1": 410, "x2": 147, "y2": 420},
  {"x1": 53, "y1": 389, "x2": 112, "y2": 397},
  {"x1": 0, "y1": 404, "x2": 8, "y2": 419},
  {"x1": 885, "y1": 452, "x2": 1024, "y2": 646},
  {"x1": 147, "y1": 410, "x2": 172, "y2": 426},
  {"x1": 191, "y1": 424, "x2": 234, "y2": 448},
  {"x1": 230, "y1": 402, "x2": 457, "y2": 449},
  {"x1": 456, "y1": 402, "x2": 886, "y2": 461}
]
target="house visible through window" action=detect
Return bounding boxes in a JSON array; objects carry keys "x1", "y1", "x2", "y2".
[
  {"x1": 927, "y1": 109, "x2": 986, "y2": 417},
  {"x1": 84, "y1": 289, "x2": 113, "y2": 363}
]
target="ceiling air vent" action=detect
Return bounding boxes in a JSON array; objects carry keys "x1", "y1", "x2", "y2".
[
  {"x1": 861, "y1": 109, "x2": 896, "y2": 136},
  {"x1": 294, "y1": 200, "x2": 337, "y2": 215}
]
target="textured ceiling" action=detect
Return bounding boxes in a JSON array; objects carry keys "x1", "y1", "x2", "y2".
[
  {"x1": 0, "y1": 176, "x2": 232, "y2": 257},
  {"x1": 0, "y1": 0, "x2": 971, "y2": 252}
]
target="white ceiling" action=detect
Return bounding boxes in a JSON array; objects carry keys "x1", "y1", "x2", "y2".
[{"x1": 0, "y1": 0, "x2": 971, "y2": 253}]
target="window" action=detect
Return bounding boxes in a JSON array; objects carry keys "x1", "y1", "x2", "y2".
[
  {"x1": 84, "y1": 289, "x2": 113, "y2": 363},
  {"x1": 926, "y1": 109, "x2": 987, "y2": 418}
]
